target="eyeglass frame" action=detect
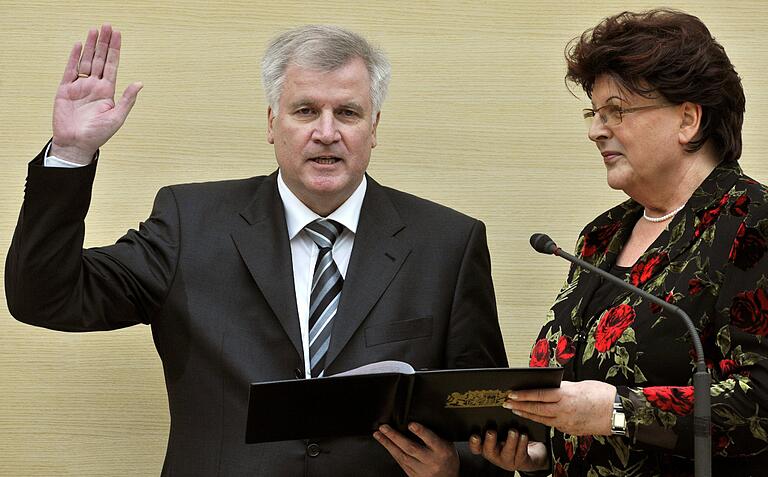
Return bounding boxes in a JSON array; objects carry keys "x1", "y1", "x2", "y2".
[{"x1": 582, "y1": 102, "x2": 676, "y2": 128}]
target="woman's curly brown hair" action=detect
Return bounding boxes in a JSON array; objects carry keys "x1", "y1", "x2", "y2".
[{"x1": 566, "y1": 9, "x2": 745, "y2": 162}]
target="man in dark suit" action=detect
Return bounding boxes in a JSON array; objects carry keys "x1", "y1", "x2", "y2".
[{"x1": 6, "y1": 24, "x2": 508, "y2": 476}]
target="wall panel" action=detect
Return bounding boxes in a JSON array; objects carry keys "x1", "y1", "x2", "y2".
[{"x1": 2, "y1": 1, "x2": 766, "y2": 474}]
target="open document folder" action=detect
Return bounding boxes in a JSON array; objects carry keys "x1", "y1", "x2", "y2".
[{"x1": 246, "y1": 361, "x2": 563, "y2": 444}]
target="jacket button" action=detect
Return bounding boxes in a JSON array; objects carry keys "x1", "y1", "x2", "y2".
[
  {"x1": 294, "y1": 368, "x2": 303, "y2": 379},
  {"x1": 306, "y1": 443, "x2": 321, "y2": 457}
]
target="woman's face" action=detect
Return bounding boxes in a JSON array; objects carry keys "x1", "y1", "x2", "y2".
[{"x1": 587, "y1": 75, "x2": 684, "y2": 199}]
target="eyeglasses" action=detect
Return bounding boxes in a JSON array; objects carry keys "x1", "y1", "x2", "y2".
[{"x1": 583, "y1": 103, "x2": 675, "y2": 129}]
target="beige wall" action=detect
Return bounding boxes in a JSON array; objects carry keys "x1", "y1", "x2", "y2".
[{"x1": 2, "y1": 1, "x2": 767, "y2": 474}]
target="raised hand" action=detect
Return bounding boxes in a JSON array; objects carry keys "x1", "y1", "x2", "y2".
[{"x1": 51, "y1": 24, "x2": 143, "y2": 164}]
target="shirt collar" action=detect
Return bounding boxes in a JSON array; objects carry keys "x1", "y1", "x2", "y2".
[{"x1": 277, "y1": 171, "x2": 367, "y2": 240}]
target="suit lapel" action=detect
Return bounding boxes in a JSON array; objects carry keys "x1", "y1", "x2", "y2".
[
  {"x1": 324, "y1": 177, "x2": 412, "y2": 370},
  {"x1": 231, "y1": 173, "x2": 303, "y2": 359}
]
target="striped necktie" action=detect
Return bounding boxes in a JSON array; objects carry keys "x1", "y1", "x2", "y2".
[{"x1": 305, "y1": 218, "x2": 344, "y2": 378}]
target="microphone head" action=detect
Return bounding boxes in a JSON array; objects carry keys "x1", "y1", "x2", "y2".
[{"x1": 530, "y1": 233, "x2": 558, "y2": 255}]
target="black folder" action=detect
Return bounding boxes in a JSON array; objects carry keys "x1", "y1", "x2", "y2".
[{"x1": 246, "y1": 363, "x2": 563, "y2": 444}]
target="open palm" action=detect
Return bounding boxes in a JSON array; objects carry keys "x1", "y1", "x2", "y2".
[{"x1": 52, "y1": 24, "x2": 142, "y2": 164}]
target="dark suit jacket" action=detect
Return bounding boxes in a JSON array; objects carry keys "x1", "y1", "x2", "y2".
[{"x1": 6, "y1": 146, "x2": 508, "y2": 476}]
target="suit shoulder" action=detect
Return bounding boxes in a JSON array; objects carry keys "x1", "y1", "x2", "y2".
[
  {"x1": 147, "y1": 175, "x2": 274, "y2": 220},
  {"x1": 734, "y1": 172, "x2": 768, "y2": 221},
  {"x1": 155, "y1": 175, "x2": 270, "y2": 206},
  {"x1": 379, "y1": 185, "x2": 480, "y2": 226},
  {"x1": 164, "y1": 175, "x2": 269, "y2": 196},
  {"x1": 736, "y1": 173, "x2": 768, "y2": 197}
]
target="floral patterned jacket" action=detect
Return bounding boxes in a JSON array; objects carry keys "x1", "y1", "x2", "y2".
[{"x1": 530, "y1": 161, "x2": 768, "y2": 476}]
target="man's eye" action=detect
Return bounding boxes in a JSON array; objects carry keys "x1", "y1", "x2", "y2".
[
  {"x1": 296, "y1": 108, "x2": 315, "y2": 116},
  {"x1": 338, "y1": 109, "x2": 359, "y2": 118}
]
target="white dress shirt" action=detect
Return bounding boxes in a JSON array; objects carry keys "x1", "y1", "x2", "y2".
[
  {"x1": 44, "y1": 148, "x2": 366, "y2": 379},
  {"x1": 277, "y1": 172, "x2": 366, "y2": 378}
]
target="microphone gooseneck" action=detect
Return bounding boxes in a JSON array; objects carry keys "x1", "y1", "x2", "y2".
[{"x1": 529, "y1": 233, "x2": 711, "y2": 477}]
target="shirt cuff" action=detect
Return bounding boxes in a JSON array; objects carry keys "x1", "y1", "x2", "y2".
[{"x1": 43, "y1": 142, "x2": 94, "y2": 168}]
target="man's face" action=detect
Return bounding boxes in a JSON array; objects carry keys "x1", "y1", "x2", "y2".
[{"x1": 268, "y1": 57, "x2": 379, "y2": 216}]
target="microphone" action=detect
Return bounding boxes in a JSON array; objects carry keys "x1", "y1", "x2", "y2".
[
  {"x1": 529, "y1": 233, "x2": 557, "y2": 255},
  {"x1": 530, "y1": 233, "x2": 711, "y2": 477}
]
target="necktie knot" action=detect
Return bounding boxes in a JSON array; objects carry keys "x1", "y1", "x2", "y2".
[{"x1": 305, "y1": 218, "x2": 343, "y2": 250}]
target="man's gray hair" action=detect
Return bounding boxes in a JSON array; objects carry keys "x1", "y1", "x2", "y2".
[{"x1": 261, "y1": 25, "x2": 391, "y2": 118}]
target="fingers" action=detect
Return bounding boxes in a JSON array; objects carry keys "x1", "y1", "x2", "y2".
[
  {"x1": 114, "y1": 81, "x2": 143, "y2": 123},
  {"x1": 77, "y1": 28, "x2": 99, "y2": 76},
  {"x1": 407, "y1": 422, "x2": 444, "y2": 451},
  {"x1": 90, "y1": 24, "x2": 113, "y2": 79},
  {"x1": 469, "y1": 429, "x2": 526, "y2": 471},
  {"x1": 507, "y1": 387, "x2": 561, "y2": 403},
  {"x1": 500, "y1": 430, "x2": 520, "y2": 462},
  {"x1": 376, "y1": 424, "x2": 459, "y2": 477},
  {"x1": 103, "y1": 30, "x2": 122, "y2": 84},
  {"x1": 468, "y1": 434, "x2": 482, "y2": 455},
  {"x1": 506, "y1": 407, "x2": 555, "y2": 427},
  {"x1": 514, "y1": 432, "x2": 531, "y2": 464},
  {"x1": 504, "y1": 398, "x2": 558, "y2": 420},
  {"x1": 481, "y1": 430, "x2": 501, "y2": 459},
  {"x1": 378, "y1": 425, "x2": 426, "y2": 460},
  {"x1": 374, "y1": 426, "x2": 418, "y2": 475},
  {"x1": 61, "y1": 42, "x2": 83, "y2": 84},
  {"x1": 504, "y1": 388, "x2": 562, "y2": 420}
]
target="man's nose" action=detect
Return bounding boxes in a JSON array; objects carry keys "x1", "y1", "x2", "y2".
[{"x1": 312, "y1": 111, "x2": 341, "y2": 144}]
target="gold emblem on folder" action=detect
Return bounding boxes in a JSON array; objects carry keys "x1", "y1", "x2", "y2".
[{"x1": 445, "y1": 390, "x2": 507, "y2": 408}]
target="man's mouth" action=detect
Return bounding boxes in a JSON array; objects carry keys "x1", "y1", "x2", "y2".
[{"x1": 311, "y1": 156, "x2": 341, "y2": 165}]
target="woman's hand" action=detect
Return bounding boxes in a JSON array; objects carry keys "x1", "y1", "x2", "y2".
[
  {"x1": 52, "y1": 24, "x2": 143, "y2": 164},
  {"x1": 468, "y1": 429, "x2": 549, "y2": 472},
  {"x1": 504, "y1": 380, "x2": 616, "y2": 436}
]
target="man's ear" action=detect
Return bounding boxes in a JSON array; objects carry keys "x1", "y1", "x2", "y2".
[
  {"x1": 267, "y1": 107, "x2": 275, "y2": 144},
  {"x1": 678, "y1": 102, "x2": 702, "y2": 146},
  {"x1": 371, "y1": 111, "x2": 381, "y2": 148}
]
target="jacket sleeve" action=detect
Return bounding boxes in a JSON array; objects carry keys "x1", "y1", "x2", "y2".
[
  {"x1": 5, "y1": 145, "x2": 179, "y2": 331},
  {"x1": 443, "y1": 220, "x2": 513, "y2": 476},
  {"x1": 620, "y1": 201, "x2": 768, "y2": 459},
  {"x1": 444, "y1": 219, "x2": 508, "y2": 369}
]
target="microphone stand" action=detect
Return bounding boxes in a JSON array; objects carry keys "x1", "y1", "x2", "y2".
[{"x1": 530, "y1": 233, "x2": 711, "y2": 477}]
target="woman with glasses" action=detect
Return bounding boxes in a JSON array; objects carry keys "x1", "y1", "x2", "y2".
[{"x1": 471, "y1": 9, "x2": 768, "y2": 476}]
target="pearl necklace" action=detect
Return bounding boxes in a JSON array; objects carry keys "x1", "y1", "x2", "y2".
[{"x1": 643, "y1": 203, "x2": 687, "y2": 223}]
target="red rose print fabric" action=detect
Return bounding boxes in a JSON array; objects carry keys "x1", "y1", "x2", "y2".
[
  {"x1": 529, "y1": 338, "x2": 550, "y2": 367},
  {"x1": 728, "y1": 223, "x2": 768, "y2": 270},
  {"x1": 693, "y1": 192, "x2": 729, "y2": 239},
  {"x1": 531, "y1": 162, "x2": 768, "y2": 475},
  {"x1": 581, "y1": 221, "x2": 621, "y2": 258},
  {"x1": 730, "y1": 287, "x2": 768, "y2": 335},
  {"x1": 643, "y1": 386, "x2": 695, "y2": 415},
  {"x1": 555, "y1": 335, "x2": 575, "y2": 364},
  {"x1": 629, "y1": 252, "x2": 668, "y2": 287},
  {"x1": 594, "y1": 304, "x2": 635, "y2": 352},
  {"x1": 688, "y1": 278, "x2": 704, "y2": 296},
  {"x1": 730, "y1": 194, "x2": 750, "y2": 217}
]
